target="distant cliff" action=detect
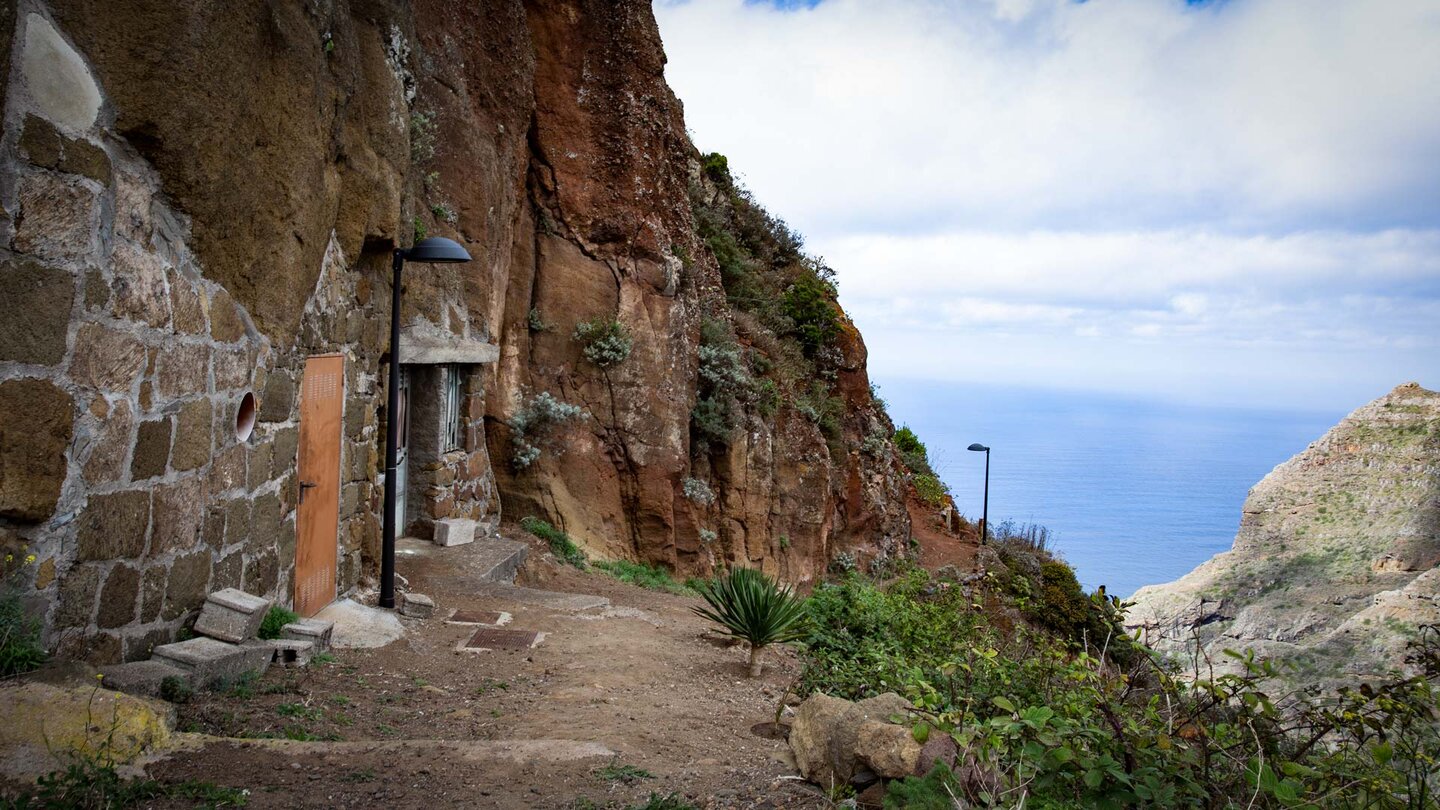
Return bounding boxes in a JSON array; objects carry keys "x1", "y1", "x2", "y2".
[{"x1": 1129, "y1": 383, "x2": 1440, "y2": 680}]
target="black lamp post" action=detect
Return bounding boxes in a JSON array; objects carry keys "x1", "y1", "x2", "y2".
[
  {"x1": 380, "y1": 236, "x2": 472, "y2": 610},
  {"x1": 967, "y1": 443, "x2": 990, "y2": 545}
]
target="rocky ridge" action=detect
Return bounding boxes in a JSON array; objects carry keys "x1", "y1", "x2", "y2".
[{"x1": 1129, "y1": 382, "x2": 1440, "y2": 680}]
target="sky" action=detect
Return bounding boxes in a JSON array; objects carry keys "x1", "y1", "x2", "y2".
[{"x1": 652, "y1": 0, "x2": 1440, "y2": 411}]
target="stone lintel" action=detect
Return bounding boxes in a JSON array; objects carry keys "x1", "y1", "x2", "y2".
[{"x1": 398, "y1": 329, "x2": 498, "y2": 365}]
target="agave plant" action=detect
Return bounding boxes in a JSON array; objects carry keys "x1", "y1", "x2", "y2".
[{"x1": 692, "y1": 567, "x2": 809, "y2": 677}]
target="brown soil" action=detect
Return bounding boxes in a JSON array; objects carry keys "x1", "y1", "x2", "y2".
[
  {"x1": 142, "y1": 534, "x2": 835, "y2": 809},
  {"x1": 910, "y1": 498, "x2": 979, "y2": 572}
]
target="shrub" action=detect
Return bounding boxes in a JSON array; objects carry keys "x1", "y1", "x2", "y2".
[
  {"x1": 693, "y1": 567, "x2": 809, "y2": 677},
  {"x1": 698, "y1": 528, "x2": 718, "y2": 545},
  {"x1": 573, "y1": 317, "x2": 632, "y2": 368},
  {"x1": 681, "y1": 477, "x2": 715, "y2": 505},
  {"x1": 690, "y1": 396, "x2": 732, "y2": 451},
  {"x1": 409, "y1": 110, "x2": 436, "y2": 163},
  {"x1": 893, "y1": 425, "x2": 935, "y2": 477},
  {"x1": 593, "y1": 560, "x2": 692, "y2": 596},
  {"x1": 700, "y1": 151, "x2": 731, "y2": 185},
  {"x1": 912, "y1": 473, "x2": 949, "y2": 507},
  {"x1": 257, "y1": 606, "x2": 299, "y2": 641},
  {"x1": 520, "y1": 517, "x2": 586, "y2": 568},
  {"x1": 526, "y1": 308, "x2": 549, "y2": 333},
  {"x1": 511, "y1": 391, "x2": 583, "y2": 469},
  {"x1": 781, "y1": 277, "x2": 840, "y2": 358}
]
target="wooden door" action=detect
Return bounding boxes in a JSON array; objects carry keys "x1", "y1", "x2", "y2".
[{"x1": 295, "y1": 354, "x2": 344, "y2": 617}]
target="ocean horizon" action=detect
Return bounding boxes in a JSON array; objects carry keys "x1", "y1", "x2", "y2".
[{"x1": 878, "y1": 380, "x2": 1347, "y2": 598}]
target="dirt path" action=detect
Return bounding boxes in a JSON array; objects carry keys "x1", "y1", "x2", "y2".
[{"x1": 147, "y1": 535, "x2": 833, "y2": 809}]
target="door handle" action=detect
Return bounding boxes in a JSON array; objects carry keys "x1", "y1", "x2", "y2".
[{"x1": 299, "y1": 480, "x2": 317, "y2": 503}]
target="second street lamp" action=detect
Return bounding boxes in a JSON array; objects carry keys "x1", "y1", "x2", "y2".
[
  {"x1": 967, "y1": 442, "x2": 990, "y2": 546},
  {"x1": 380, "y1": 236, "x2": 473, "y2": 610}
]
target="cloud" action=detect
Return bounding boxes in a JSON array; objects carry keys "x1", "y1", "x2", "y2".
[{"x1": 653, "y1": 0, "x2": 1440, "y2": 409}]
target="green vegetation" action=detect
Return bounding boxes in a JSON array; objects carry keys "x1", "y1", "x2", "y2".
[
  {"x1": 693, "y1": 567, "x2": 810, "y2": 677},
  {"x1": 510, "y1": 391, "x2": 583, "y2": 469},
  {"x1": 781, "y1": 277, "x2": 841, "y2": 358},
  {"x1": 520, "y1": 517, "x2": 586, "y2": 568},
  {"x1": 4, "y1": 755, "x2": 247, "y2": 808},
  {"x1": 573, "y1": 316, "x2": 633, "y2": 367},
  {"x1": 912, "y1": 474, "x2": 948, "y2": 507},
  {"x1": 257, "y1": 605, "x2": 298, "y2": 641},
  {"x1": 594, "y1": 761, "x2": 655, "y2": 785},
  {"x1": 627, "y1": 795, "x2": 696, "y2": 810},
  {"x1": 0, "y1": 549, "x2": 44, "y2": 677},
  {"x1": 593, "y1": 560, "x2": 692, "y2": 595},
  {"x1": 797, "y1": 568, "x2": 1440, "y2": 809}
]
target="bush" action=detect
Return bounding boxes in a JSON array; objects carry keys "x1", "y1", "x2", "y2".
[
  {"x1": 912, "y1": 474, "x2": 949, "y2": 507},
  {"x1": 257, "y1": 606, "x2": 299, "y2": 641},
  {"x1": 681, "y1": 477, "x2": 715, "y2": 505},
  {"x1": 573, "y1": 317, "x2": 632, "y2": 368},
  {"x1": 511, "y1": 391, "x2": 583, "y2": 469},
  {"x1": 520, "y1": 516, "x2": 586, "y2": 568},
  {"x1": 700, "y1": 152, "x2": 731, "y2": 185},
  {"x1": 781, "y1": 277, "x2": 840, "y2": 358},
  {"x1": 690, "y1": 396, "x2": 732, "y2": 451},
  {"x1": 893, "y1": 425, "x2": 934, "y2": 477},
  {"x1": 693, "y1": 567, "x2": 810, "y2": 677}
]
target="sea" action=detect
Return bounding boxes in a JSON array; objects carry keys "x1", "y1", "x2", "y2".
[{"x1": 877, "y1": 380, "x2": 1346, "y2": 598}]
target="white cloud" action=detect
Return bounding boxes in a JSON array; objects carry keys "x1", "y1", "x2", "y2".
[{"x1": 653, "y1": 0, "x2": 1440, "y2": 409}]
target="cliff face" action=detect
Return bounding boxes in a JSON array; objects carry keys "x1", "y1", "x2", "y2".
[
  {"x1": 0, "y1": 0, "x2": 920, "y2": 662},
  {"x1": 1129, "y1": 383, "x2": 1440, "y2": 680}
]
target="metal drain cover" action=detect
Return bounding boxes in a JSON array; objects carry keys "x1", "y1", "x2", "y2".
[
  {"x1": 460, "y1": 628, "x2": 543, "y2": 651},
  {"x1": 448, "y1": 610, "x2": 508, "y2": 626}
]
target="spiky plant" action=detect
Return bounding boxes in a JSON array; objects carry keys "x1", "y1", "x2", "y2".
[{"x1": 692, "y1": 567, "x2": 809, "y2": 677}]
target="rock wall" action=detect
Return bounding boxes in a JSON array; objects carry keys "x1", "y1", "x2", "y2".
[
  {"x1": 1129, "y1": 383, "x2": 1440, "y2": 681},
  {"x1": 0, "y1": 0, "x2": 919, "y2": 663}
]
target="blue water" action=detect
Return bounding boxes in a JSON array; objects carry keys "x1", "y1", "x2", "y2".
[{"x1": 877, "y1": 381, "x2": 1344, "y2": 598}]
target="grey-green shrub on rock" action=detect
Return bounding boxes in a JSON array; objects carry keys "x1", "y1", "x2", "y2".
[
  {"x1": 511, "y1": 391, "x2": 583, "y2": 469},
  {"x1": 574, "y1": 317, "x2": 632, "y2": 367}
]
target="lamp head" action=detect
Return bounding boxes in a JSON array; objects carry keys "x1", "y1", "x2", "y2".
[
  {"x1": 967, "y1": 443, "x2": 989, "y2": 452},
  {"x1": 401, "y1": 236, "x2": 472, "y2": 264}
]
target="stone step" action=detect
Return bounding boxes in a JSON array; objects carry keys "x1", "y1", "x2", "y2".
[
  {"x1": 245, "y1": 638, "x2": 315, "y2": 668},
  {"x1": 470, "y1": 538, "x2": 529, "y2": 584},
  {"x1": 97, "y1": 660, "x2": 192, "y2": 698},
  {"x1": 151, "y1": 636, "x2": 273, "y2": 687},
  {"x1": 280, "y1": 617, "x2": 334, "y2": 652},
  {"x1": 193, "y1": 588, "x2": 272, "y2": 643},
  {"x1": 468, "y1": 582, "x2": 609, "y2": 612}
]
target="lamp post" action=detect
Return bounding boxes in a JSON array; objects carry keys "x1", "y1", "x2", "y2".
[
  {"x1": 967, "y1": 443, "x2": 990, "y2": 545},
  {"x1": 381, "y1": 236, "x2": 473, "y2": 610}
]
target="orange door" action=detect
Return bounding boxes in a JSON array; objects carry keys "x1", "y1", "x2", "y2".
[{"x1": 295, "y1": 354, "x2": 344, "y2": 617}]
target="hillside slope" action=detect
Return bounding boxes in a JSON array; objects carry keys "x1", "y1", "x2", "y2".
[{"x1": 1129, "y1": 382, "x2": 1440, "y2": 680}]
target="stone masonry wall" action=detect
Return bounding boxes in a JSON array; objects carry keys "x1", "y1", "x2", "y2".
[{"x1": 0, "y1": 7, "x2": 418, "y2": 664}]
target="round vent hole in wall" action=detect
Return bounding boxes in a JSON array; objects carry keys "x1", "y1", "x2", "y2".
[{"x1": 235, "y1": 391, "x2": 257, "y2": 442}]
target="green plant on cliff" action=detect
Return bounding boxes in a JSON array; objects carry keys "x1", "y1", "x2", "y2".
[
  {"x1": 510, "y1": 391, "x2": 583, "y2": 469},
  {"x1": 892, "y1": 425, "x2": 934, "y2": 477},
  {"x1": 0, "y1": 549, "x2": 45, "y2": 677},
  {"x1": 781, "y1": 277, "x2": 841, "y2": 359},
  {"x1": 573, "y1": 317, "x2": 633, "y2": 367},
  {"x1": 520, "y1": 517, "x2": 586, "y2": 569},
  {"x1": 693, "y1": 567, "x2": 809, "y2": 678}
]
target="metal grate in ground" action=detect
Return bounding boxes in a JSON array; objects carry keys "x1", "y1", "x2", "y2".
[
  {"x1": 458, "y1": 627, "x2": 543, "y2": 652},
  {"x1": 447, "y1": 610, "x2": 509, "y2": 626}
]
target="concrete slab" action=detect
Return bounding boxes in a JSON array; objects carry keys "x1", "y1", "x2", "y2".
[
  {"x1": 313, "y1": 599, "x2": 405, "y2": 649},
  {"x1": 193, "y1": 588, "x2": 272, "y2": 643},
  {"x1": 468, "y1": 582, "x2": 609, "y2": 612},
  {"x1": 280, "y1": 618, "x2": 334, "y2": 652},
  {"x1": 151, "y1": 637, "x2": 272, "y2": 687},
  {"x1": 97, "y1": 660, "x2": 192, "y2": 698},
  {"x1": 246, "y1": 638, "x2": 315, "y2": 668}
]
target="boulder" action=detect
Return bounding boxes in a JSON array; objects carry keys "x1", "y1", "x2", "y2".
[
  {"x1": 855, "y1": 720, "x2": 923, "y2": 778},
  {"x1": 789, "y1": 692, "x2": 913, "y2": 788}
]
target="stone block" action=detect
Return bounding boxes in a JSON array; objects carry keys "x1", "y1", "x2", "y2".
[
  {"x1": 70, "y1": 322, "x2": 146, "y2": 391},
  {"x1": 0, "y1": 378, "x2": 74, "y2": 521},
  {"x1": 97, "y1": 660, "x2": 191, "y2": 698},
  {"x1": 0, "y1": 258, "x2": 72, "y2": 365},
  {"x1": 76, "y1": 489, "x2": 149, "y2": 562},
  {"x1": 280, "y1": 618, "x2": 334, "y2": 653},
  {"x1": 193, "y1": 587, "x2": 272, "y2": 643},
  {"x1": 139, "y1": 565, "x2": 167, "y2": 623},
  {"x1": 162, "y1": 551, "x2": 211, "y2": 620},
  {"x1": 55, "y1": 565, "x2": 100, "y2": 630},
  {"x1": 259, "y1": 373, "x2": 295, "y2": 423},
  {"x1": 171, "y1": 398, "x2": 213, "y2": 471},
  {"x1": 151, "y1": 636, "x2": 271, "y2": 687},
  {"x1": 13, "y1": 171, "x2": 99, "y2": 262},
  {"x1": 151, "y1": 476, "x2": 204, "y2": 553},
  {"x1": 96, "y1": 563, "x2": 141, "y2": 629},
  {"x1": 169, "y1": 271, "x2": 206, "y2": 336},
  {"x1": 131, "y1": 417, "x2": 172, "y2": 480},
  {"x1": 82, "y1": 398, "x2": 135, "y2": 485},
  {"x1": 208, "y1": 288, "x2": 247, "y2": 343},
  {"x1": 155, "y1": 342, "x2": 210, "y2": 399},
  {"x1": 247, "y1": 638, "x2": 314, "y2": 667},
  {"x1": 433, "y1": 518, "x2": 477, "y2": 547},
  {"x1": 400, "y1": 592, "x2": 435, "y2": 619},
  {"x1": 110, "y1": 242, "x2": 171, "y2": 328}
]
